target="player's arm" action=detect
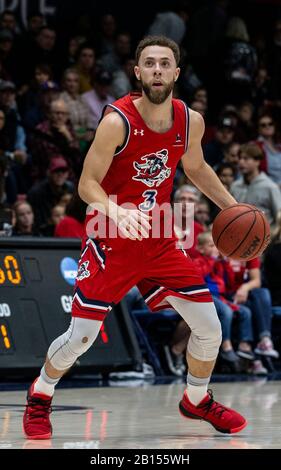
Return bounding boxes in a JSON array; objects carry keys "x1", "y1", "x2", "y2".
[
  {"x1": 78, "y1": 112, "x2": 123, "y2": 211},
  {"x1": 78, "y1": 112, "x2": 151, "y2": 240},
  {"x1": 181, "y1": 110, "x2": 237, "y2": 209}
]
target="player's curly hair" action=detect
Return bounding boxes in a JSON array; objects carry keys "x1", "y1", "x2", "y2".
[{"x1": 135, "y1": 35, "x2": 180, "y2": 66}]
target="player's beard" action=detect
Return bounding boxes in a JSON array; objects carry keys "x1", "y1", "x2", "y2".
[{"x1": 141, "y1": 79, "x2": 174, "y2": 104}]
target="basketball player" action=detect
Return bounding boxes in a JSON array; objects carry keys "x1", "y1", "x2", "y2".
[{"x1": 23, "y1": 36, "x2": 247, "y2": 439}]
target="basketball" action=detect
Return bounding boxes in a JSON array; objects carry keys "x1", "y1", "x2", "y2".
[{"x1": 212, "y1": 203, "x2": 271, "y2": 261}]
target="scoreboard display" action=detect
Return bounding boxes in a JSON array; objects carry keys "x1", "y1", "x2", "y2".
[{"x1": 0, "y1": 238, "x2": 142, "y2": 375}]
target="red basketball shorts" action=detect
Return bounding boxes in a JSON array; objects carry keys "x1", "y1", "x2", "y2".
[{"x1": 72, "y1": 236, "x2": 212, "y2": 321}]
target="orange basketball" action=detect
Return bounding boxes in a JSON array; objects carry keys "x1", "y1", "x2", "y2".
[{"x1": 212, "y1": 203, "x2": 271, "y2": 261}]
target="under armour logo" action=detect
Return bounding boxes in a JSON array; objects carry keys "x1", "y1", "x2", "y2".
[{"x1": 134, "y1": 129, "x2": 144, "y2": 136}]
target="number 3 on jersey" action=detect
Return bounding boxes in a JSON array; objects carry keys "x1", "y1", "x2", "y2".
[{"x1": 139, "y1": 190, "x2": 157, "y2": 211}]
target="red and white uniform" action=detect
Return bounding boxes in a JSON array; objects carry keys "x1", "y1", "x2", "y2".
[{"x1": 72, "y1": 93, "x2": 212, "y2": 321}]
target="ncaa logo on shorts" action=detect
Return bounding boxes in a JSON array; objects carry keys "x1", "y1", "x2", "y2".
[{"x1": 60, "y1": 257, "x2": 78, "y2": 286}]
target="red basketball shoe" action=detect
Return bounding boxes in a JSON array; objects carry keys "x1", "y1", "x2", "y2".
[
  {"x1": 23, "y1": 379, "x2": 53, "y2": 439},
  {"x1": 179, "y1": 389, "x2": 247, "y2": 434}
]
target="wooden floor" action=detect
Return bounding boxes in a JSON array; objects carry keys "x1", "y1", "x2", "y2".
[{"x1": 0, "y1": 380, "x2": 280, "y2": 449}]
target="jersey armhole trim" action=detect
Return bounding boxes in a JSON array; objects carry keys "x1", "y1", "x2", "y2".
[
  {"x1": 180, "y1": 100, "x2": 189, "y2": 152},
  {"x1": 105, "y1": 104, "x2": 131, "y2": 156}
]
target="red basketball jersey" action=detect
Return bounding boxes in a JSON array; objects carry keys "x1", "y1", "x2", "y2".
[{"x1": 85, "y1": 92, "x2": 189, "y2": 236}]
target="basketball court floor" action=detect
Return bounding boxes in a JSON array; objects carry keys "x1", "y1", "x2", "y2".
[{"x1": 0, "y1": 379, "x2": 281, "y2": 449}]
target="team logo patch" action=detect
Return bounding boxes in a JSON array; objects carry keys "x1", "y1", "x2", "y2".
[
  {"x1": 77, "y1": 261, "x2": 90, "y2": 281},
  {"x1": 132, "y1": 149, "x2": 171, "y2": 187}
]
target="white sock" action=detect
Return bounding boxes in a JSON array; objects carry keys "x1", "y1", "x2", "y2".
[
  {"x1": 33, "y1": 366, "x2": 60, "y2": 397},
  {"x1": 186, "y1": 372, "x2": 210, "y2": 406},
  {"x1": 186, "y1": 383, "x2": 208, "y2": 406}
]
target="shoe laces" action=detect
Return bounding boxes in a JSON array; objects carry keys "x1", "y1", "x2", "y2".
[
  {"x1": 197, "y1": 389, "x2": 227, "y2": 419},
  {"x1": 26, "y1": 395, "x2": 52, "y2": 419}
]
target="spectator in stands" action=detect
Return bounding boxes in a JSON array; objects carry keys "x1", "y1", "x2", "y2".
[
  {"x1": 12, "y1": 201, "x2": 41, "y2": 236},
  {"x1": 194, "y1": 199, "x2": 210, "y2": 229},
  {"x1": 163, "y1": 320, "x2": 190, "y2": 376},
  {"x1": 97, "y1": 13, "x2": 117, "y2": 56},
  {"x1": 0, "y1": 204, "x2": 13, "y2": 235},
  {"x1": 26, "y1": 12, "x2": 45, "y2": 36},
  {"x1": 30, "y1": 98, "x2": 81, "y2": 179},
  {"x1": 0, "y1": 80, "x2": 27, "y2": 158},
  {"x1": 0, "y1": 55, "x2": 9, "y2": 80},
  {"x1": 203, "y1": 116, "x2": 235, "y2": 167},
  {"x1": 111, "y1": 56, "x2": 135, "y2": 99},
  {"x1": 206, "y1": 161, "x2": 236, "y2": 222},
  {"x1": 18, "y1": 12, "x2": 46, "y2": 63},
  {"x1": 224, "y1": 255, "x2": 279, "y2": 360},
  {"x1": 100, "y1": 32, "x2": 131, "y2": 75},
  {"x1": 82, "y1": 69, "x2": 114, "y2": 130},
  {"x1": 190, "y1": 99, "x2": 206, "y2": 117},
  {"x1": 223, "y1": 16, "x2": 257, "y2": 104},
  {"x1": 0, "y1": 105, "x2": 21, "y2": 203},
  {"x1": 60, "y1": 36, "x2": 86, "y2": 72},
  {"x1": 40, "y1": 203, "x2": 65, "y2": 236},
  {"x1": 60, "y1": 68, "x2": 93, "y2": 146},
  {"x1": 231, "y1": 142, "x2": 281, "y2": 225},
  {"x1": 21, "y1": 26, "x2": 57, "y2": 84},
  {"x1": 19, "y1": 64, "x2": 55, "y2": 127},
  {"x1": 0, "y1": 28, "x2": 17, "y2": 82},
  {"x1": 173, "y1": 184, "x2": 204, "y2": 258},
  {"x1": 193, "y1": 86, "x2": 208, "y2": 107},
  {"x1": 34, "y1": 63, "x2": 53, "y2": 86},
  {"x1": 147, "y1": 1, "x2": 190, "y2": 45},
  {"x1": 216, "y1": 162, "x2": 236, "y2": 191},
  {"x1": 27, "y1": 156, "x2": 74, "y2": 228},
  {"x1": 256, "y1": 112, "x2": 281, "y2": 185},
  {"x1": 22, "y1": 63, "x2": 53, "y2": 97},
  {"x1": 0, "y1": 149, "x2": 6, "y2": 203},
  {"x1": 0, "y1": 80, "x2": 30, "y2": 191},
  {"x1": 267, "y1": 18, "x2": 281, "y2": 102},
  {"x1": 252, "y1": 66, "x2": 271, "y2": 109},
  {"x1": 59, "y1": 192, "x2": 72, "y2": 208},
  {"x1": 222, "y1": 141, "x2": 240, "y2": 172},
  {"x1": 0, "y1": 10, "x2": 19, "y2": 35},
  {"x1": 191, "y1": 88, "x2": 215, "y2": 145},
  {"x1": 55, "y1": 191, "x2": 86, "y2": 238},
  {"x1": 235, "y1": 101, "x2": 255, "y2": 143},
  {"x1": 178, "y1": 62, "x2": 202, "y2": 103},
  {"x1": 32, "y1": 26, "x2": 57, "y2": 64},
  {"x1": 264, "y1": 212, "x2": 281, "y2": 316},
  {"x1": 219, "y1": 105, "x2": 239, "y2": 129},
  {"x1": 74, "y1": 44, "x2": 96, "y2": 93},
  {"x1": 0, "y1": 146, "x2": 17, "y2": 204}
]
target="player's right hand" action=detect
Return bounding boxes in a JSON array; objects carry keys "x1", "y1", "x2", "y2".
[{"x1": 113, "y1": 206, "x2": 152, "y2": 240}]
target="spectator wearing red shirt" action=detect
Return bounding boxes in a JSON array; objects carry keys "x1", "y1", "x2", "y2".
[
  {"x1": 55, "y1": 191, "x2": 86, "y2": 238},
  {"x1": 224, "y1": 257, "x2": 279, "y2": 359}
]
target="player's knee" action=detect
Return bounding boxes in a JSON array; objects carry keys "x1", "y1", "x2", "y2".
[
  {"x1": 194, "y1": 302, "x2": 222, "y2": 342},
  {"x1": 209, "y1": 312, "x2": 222, "y2": 344},
  {"x1": 67, "y1": 319, "x2": 102, "y2": 354},
  {"x1": 187, "y1": 303, "x2": 222, "y2": 361},
  {"x1": 48, "y1": 318, "x2": 102, "y2": 370},
  {"x1": 196, "y1": 313, "x2": 222, "y2": 350}
]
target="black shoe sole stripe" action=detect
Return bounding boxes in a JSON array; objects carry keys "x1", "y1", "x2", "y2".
[{"x1": 179, "y1": 401, "x2": 232, "y2": 434}]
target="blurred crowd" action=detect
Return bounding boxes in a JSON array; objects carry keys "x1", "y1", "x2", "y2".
[{"x1": 0, "y1": 2, "x2": 281, "y2": 376}]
